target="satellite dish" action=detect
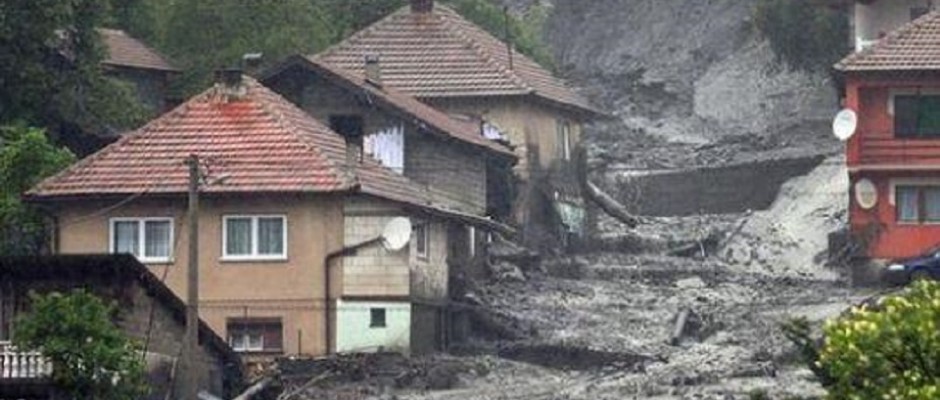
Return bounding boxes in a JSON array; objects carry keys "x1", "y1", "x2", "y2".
[
  {"x1": 381, "y1": 217, "x2": 412, "y2": 251},
  {"x1": 855, "y1": 178, "x2": 878, "y2": 210},
  {"x1": 832, "y1": 109, "x2": 858, "y2": 141}
]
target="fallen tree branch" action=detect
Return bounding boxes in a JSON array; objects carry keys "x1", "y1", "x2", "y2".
[
  {"x1": 584, "y1": 180, "x2": 642, "y2": 228},
  {"x1": 233, "y1": 377, "x2": 274, "y2": 400},
  {"x1": 276, "y1": 371, "x2": 333, "y2": 400}
]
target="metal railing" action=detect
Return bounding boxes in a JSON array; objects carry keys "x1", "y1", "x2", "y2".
[{"x1": 0, "y1": 341, "x2": 52, "y2": 380}]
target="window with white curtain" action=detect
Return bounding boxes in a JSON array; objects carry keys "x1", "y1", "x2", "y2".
[
  {"x1": 110, "y1": 218, "x2": 173, "y2": 263},
  {"x1": 223, "y1": 215, "x2": 287, "y2": 261},
  {"x1": 364, "y1": 123, "x2": 404, "y2": 174}
]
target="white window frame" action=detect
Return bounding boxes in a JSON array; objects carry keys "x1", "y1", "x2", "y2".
[
  {"x1": 108, "y1": 217, "x2": 174, "y2": 264},
  {"x1": 221, "y1": 215, "x2": 288, "y2": 261},
  {"x1": 229, "y1": 331, "x2": 264, "y2": 352}
]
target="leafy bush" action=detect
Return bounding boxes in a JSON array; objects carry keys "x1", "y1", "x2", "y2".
[
  {"x1": 754, "y1": 0, "x2": 849, "y2": 74},
  {"x1": 0, "y1": 125, "x2": 75, "y2": 255},
  {"x1": 814, "y1": 280, "x2": 940, "y2": 399},
  {"x1": 13, "y1": 290, "x2": 147, "y2": 400}
]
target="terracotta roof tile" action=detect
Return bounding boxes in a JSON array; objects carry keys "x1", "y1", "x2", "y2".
[
  {"x1": 99, "y1": 28, "x2": 178, "y2": 72},
  {"x1": 314, "y1": 4, "x2": 596, "y2": 114},
  {"x1": 27, "y1": 77, "x2": 444, "y2": 212},
  {"x1": 836, "y1": 11, "x2": 940, "y2": 72}
]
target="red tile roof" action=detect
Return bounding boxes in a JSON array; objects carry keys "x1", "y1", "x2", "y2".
[
  {"x1": 836, "y1": 11, "x2": 940, "y2": 72},
  {"x1": 26, "y1": 77, "x2": 446, "y2": 212},
  {"x1": 263, "y1": 56, "x2": 516, "y2": 159},
  {"x1": 314, "y1": 3, "x2": 596, "y2": 114},
  {"x1": 99, "y1": 28, "x2": 178, "y2": 72}
]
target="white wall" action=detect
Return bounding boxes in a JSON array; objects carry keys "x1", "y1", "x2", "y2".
[{"x1": 335, "y1": 300, "x2": 411, "y2": 353}]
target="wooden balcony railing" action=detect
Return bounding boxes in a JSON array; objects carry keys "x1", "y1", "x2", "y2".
[
  {"x1": 0, "y1": 341, "x2": 52, "y2": 380},
  {"x1": 856, "y1": 134, "x2": 940, "y2": 166}
]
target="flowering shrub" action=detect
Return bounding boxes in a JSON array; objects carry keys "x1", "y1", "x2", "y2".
[{"x1": 817, "y1": 280, "x2": 940, "y2": 399}]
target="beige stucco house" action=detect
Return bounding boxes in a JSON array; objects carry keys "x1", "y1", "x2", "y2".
[
  {"x1": 27, "y1": 75, "x2": 505, "y2": 359},
  {"x1": 312, "y1": 0, "x2": 601, "y2": 239}
]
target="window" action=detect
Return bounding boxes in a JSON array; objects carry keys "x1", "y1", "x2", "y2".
[
  {"x1": 896, "y1": 185, "x2": 940, "y2": 223},
  {"x1": 222, "y1": 215, "x2": 287, "y2": 260},
  {"x1": 227, "y1": 319, "x2": 282, "y2": 353},
  {"x1": 109, "y1": 218, "x2": 173, "y2": 263},
  {"x1": 894, "y1": 95, "x2": 940, "y2": 138},
  {"x1": 556, "y1": 120, "x2": 572, "y2": 161},
  {"x1": 414, "y1": 223, "x2": 429, "y2": 259},
  {"x1": 370, "y1": 308, "x2": 387, "y2": 328}
]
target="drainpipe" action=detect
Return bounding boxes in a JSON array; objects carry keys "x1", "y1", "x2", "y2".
[{"x1": 323, "y1": 237, "x2": 384, "y2": 354}]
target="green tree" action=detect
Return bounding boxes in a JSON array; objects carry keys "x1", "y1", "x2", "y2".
[
  {"x1": 13, "y1": 290, "x2": 148, "y2": 399},
  {"x1": 812, "y1": 280, "x2": 940, "y2": 399},
  {"x1": 143, "y1": 0, "x2": 556, "y2": 96},
  {"x1": 0, "y1": 0, "x2": 149, "y2": 140},
  {"x1": 0, "y1": 125, "x2": 76, "y2": 255},
  {"x1": 161, "y1": 0, "x2": 337, "y2": 95},
  {"x1": 754, "y1": 0, "x2": 849, "y2": 74}
]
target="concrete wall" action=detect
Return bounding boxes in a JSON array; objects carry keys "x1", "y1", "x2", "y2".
[
  {"x1": 335, "y1": 300, "x2": 411, "y2": 353},
  {"x1": 426, "y1": 96, "x2": 583, "y2": 176},
  {"x1": 54, "y1": 194, "x2": 345, "y2": 357},
  {"x1": 613, "y1": 156, "x2": 825, "y2": 216}
]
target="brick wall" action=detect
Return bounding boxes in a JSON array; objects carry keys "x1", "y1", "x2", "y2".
[
  {"x1": 342, "y1": 198, "x2": 411, "y2": 297},
  {"x1": 405, "y1": 133, "x2": 487, "y2": 215}
]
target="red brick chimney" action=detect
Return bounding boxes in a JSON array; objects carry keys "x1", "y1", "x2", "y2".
[{"x1": 411, "y1": 0, "x2": 433, "y2": 13}]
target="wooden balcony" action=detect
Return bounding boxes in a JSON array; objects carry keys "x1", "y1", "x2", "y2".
[
  {"x1": 854, "y1": 134, "x2": 940, "y2": 170},
  {"x1": 0, "y1": 341, "x2": 51, "y2": 381}
]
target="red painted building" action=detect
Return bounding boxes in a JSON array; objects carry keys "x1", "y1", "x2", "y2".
[{"x1": 838, "y1": 11, "x2": 940, "y2": 259}]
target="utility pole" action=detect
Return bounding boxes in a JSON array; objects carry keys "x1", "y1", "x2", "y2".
[{"x1": 183, "y1": 154, "x2": 201, "y2": 399}]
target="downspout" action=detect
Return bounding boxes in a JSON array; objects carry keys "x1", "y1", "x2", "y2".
[{"x1": 323, "y1": 237, "x2": 384, "y2": 354}]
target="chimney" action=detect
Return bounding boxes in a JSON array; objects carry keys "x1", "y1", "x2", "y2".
[
  {"x1": 214, "y1": 67, "x2": 246, "y2": 99},
  {"x1": 411, "y1": 0, "x2": 433, "y2": 13},
  {"x1": 364, "y1": 54, "x2": 382, "y2": 86}
]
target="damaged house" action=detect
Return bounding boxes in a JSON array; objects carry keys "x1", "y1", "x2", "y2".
[
  {"x1": 836, "y1": 10, "x2": 940, "y2": 259},
  {"x1": 26, "y1": 73, "x2": 509, "y2": 360},
  {"x1": 309, "y1": 0, "x2": 601, "y2": 242}
]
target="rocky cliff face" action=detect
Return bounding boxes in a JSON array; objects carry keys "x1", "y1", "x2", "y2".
[{"x1": 511, "y1": 0, "x2": 841, "y2": 169}]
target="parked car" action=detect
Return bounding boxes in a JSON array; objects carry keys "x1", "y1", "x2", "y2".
[{"x1": 885, "y1": 248, "x2": 940, "y2": 284}]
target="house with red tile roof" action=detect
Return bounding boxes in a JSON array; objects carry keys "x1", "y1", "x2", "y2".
[
  {"x1": 97, "y1": 28, "x2": 179, "y2": 115},
  {"x1": 836, "y1": 11, "x2": 940, "y2": 259},
  {"x1": 304, "y1": 0, "x2": 600, "y2": 242},
  {"x1": 27, "y1": 74, "x2": 505, "y2": 358},
  {"x1": 262, "y1": 55, "x2": 517, "y2": 220}
]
